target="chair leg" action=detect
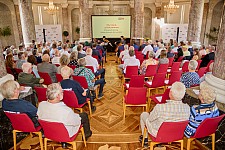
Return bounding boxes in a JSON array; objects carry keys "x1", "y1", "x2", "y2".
[
  {"x1": 38, "y1": 132, "x2": 44, "y2": 150},
  {"x1": 180, "y1": 140, "x2": 184, "y2": 150},
  {"x1": 150, "y1": 142, "x2": 156, "y2": 150},
  {"x1": 142, "y1": 127, "x2": 147, "y2": 147},
  {"x1": 87, "y1": 101, "x2": 92, "y2": 117},
  {"x1": 211, "y1": 133, "x2": 215, "y2": 150},
  {"x1": 187, "y1": 138, "x2": 193, "y2": 150},
  {"x1": 72, "y1": 141, "x2": 76, "y2": 150},
  {"x1": 123, "y1": 104, "x2": 126, "y2": 120},
  {"x1": 44, "y1": 138, "x2": 48, "y2": 150},
  {"x1": 13, "y1": 130, "x2": 17, "y2": 150},
  {"x1": 81, "y1": 127, "x2": 87, "y2": 147}
]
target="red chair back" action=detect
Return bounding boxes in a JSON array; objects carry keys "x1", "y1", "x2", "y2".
[
  {"x1": 125, "y1": 66, "x2": 139, "y2": 78},
  {"x1": 6, "y1": 67, "x2": 13, "y2": 75},
  {"x1": 68, "y1": 65, "x2": 76, "y2": 70},
  {"x1": 206, "y1": 60, "x2": 214, "y2": 72},
  {"x1": 177, "y1": 56, "x2": 184, "y2": 62},
  {"x1": 161, "y1": 88, "x2": 171, "y2": 103},
  {"x1": 168, "y1": 57, "x2": 174, "y2": 67},
  {"x1": 182, "y1": 61, "x2": 189, "y2": 72},
  {"x1": 152, "y1": 121, "x2": 189, "y2": 142},
  {"x1": 129, "y1": 75, "x2": 145, "y2": 87},
  {"x1": 157, "y1": 64, "x2": 169, "y2": 73},
  {"x1": 56, "y1": 73, "x2": 63, "y2": 82},
  {"x1": 196, "y1": 60, "x2": 202, "y2": 70},
  {"x1": 145, "y1": 65, "x2": 157, "y2": 77},
  {"x1": 62, "y1": 90, "x2": 79, "y2": 108},
  {"x1": 15, "y1": 68, "x2": 23, "y2": 74},
  {"x1": 55, "y1": 64, "x2": 60, "y2": 67},
  {"x1": 170, "y1": 62, "x2": 181, "y2": 72},
  {"x1": 197, "y1": 67, "x2": 207, "y2": 78},
  {"x1": 34, "y1": 87, "x2": 47, "y2": 102},
  {"x1": 192, "y1": 114, "x2": 225, "y2": 138},
  {"x1": 85, "y1": 66, "x2": 94, "y2": 73},
  {"x1": 72, "y1": 75, "x2": 88, "y2": 89},
  {"x1": 38, "y1": 72, "x2": 53, "y2": 85},
  {"x1": 4, "y1": 111, "x2": 38, "y2": 132},
  {"x1": 126, "y1": 87, "x2": 147, "y2": 105},
  {"x1": 151, "y1": 73, "x2": 166, "y2": 88},
  {"x1": 39, "y1": 119, "x2": 80, "y2": 142},
  {"x1": 167, "y1": 71, "x2": 182, "y2": 86}
]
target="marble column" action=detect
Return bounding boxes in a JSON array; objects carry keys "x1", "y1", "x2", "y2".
[
  {"x1": 62, "y1": 4, "x2": 69, "y2": 32},
  {"x1": 187, "y1": 0, "x2": 204, "y2": 43},
  {"x1": 18, "y1": 0, "x2": 36, "y2": 47},
  {"x1": 200, "y1": 3, "x2": 209, "y2": 44},
  {"x1": 14, "y1": 5, "x2": 23, "y2": 44},
  {"x1": 79, "y1": 0, "x2": 91, "y2": 42}
]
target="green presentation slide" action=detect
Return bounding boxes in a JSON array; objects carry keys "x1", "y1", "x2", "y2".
[{"x1": 92, "y1": 16, "x2": 131, "y2": 38}]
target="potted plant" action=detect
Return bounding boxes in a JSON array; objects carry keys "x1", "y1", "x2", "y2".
[
  {"x1": 0, "y1": 26, "x2": 12, "y2": 47},
  {"x1": 75, "y1": 27, "x2": 80, "y2": 34}
]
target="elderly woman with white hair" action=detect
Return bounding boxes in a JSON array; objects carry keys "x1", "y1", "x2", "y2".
[
  {"x1": 18, "y1": 62, "x2": 44, "y2": 88},
  {"x1": 184, "y1": 84, "x2": 219, "y2": 137},
  {"x1": 139, "y1": 82, "x2": 190, "y2": 147},
  {"x1": 180, "y1": 60, "x2": 200, "y2": 88}
]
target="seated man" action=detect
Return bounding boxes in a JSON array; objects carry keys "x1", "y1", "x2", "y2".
[
  {"x1": 139, "y1": 82, "x2": 190, "y2": 147},
  {"x1": 18, "y1": 62, "x2": 44, "y2": 88},
  {"x1": 92, "y1": 43, "x2": 102, "y2": 63},
  {"x1": 77, "y1": 44, "x2": 86, "y2": 59},
  {"x1": 37, "y1": 54, "x2": 58, "y2": 83},
  {"x1": 85, "y1": 48, "x2": 105, "y2": 79},
  {"x1": 74, "y1": 58, "x2": 105, "y2": 99},
  {"x1": 123, "y1": 49, "x2": 140, "y2": 74},
  {"x1": 184, "y1": 83, "x2": 219, "y2": 137},
  {"x1": 60, "y1": 66, "x2": 96, "y2": 112},
  {"x1": 37, "y1": 83, "x2": 92, "y2": 139},
  {"x1": 16, "y1": 52, "x2": 26, "y2": 69},
  {"x1": 1, "y1": 80, "x2": 39, "y2": 126}
]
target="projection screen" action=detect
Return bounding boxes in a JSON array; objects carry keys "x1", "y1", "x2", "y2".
[{"x1": 92, "y1": 15, "x2": 131, "y2": 38}]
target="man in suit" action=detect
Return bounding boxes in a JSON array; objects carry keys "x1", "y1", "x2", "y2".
[{"x1": 200, "y1": 46, "x2": 215, "y2": 67}]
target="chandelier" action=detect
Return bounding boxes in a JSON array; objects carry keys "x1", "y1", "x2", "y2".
[
  {"x1": 105, "y1": 0, "x2": 118, "y2": 15},
  {"x1": 44, "y1": 0, "x2": 59, "y2": 15},
  {"x1": 164, "y1": 0, "x2": 179, "y2": 14}
]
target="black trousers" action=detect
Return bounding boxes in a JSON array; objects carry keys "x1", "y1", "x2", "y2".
[{"x1": 79, "y1": 112, "x2": 92, "y2": 138}]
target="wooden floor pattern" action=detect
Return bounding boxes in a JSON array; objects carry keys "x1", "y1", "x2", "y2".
[{"x1": 11, "y1": 54, "x2": 208, "y2": 150}]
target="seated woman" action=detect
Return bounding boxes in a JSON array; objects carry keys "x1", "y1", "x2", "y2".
[
  {"x1": 158, "y1": 50, "x2": 169, "y2": 65},
  {"x1": 18, "y1": 63, "x2": 44, "y2": 88},
  {"x1": 57, "y1": 54, "x2": 73, "y2": 74},
  {"x1": 27, "y1": 55, "x2": 40, "y2": 78},
  {"x1": 192, "y1": 48, "x2": 199, "y2": 61},
  {"x1": 180, "y1": 60, "x2": 200, "y2": 88},
  {"x1": 5, "y1": 54, "x2": 18, "y2": 79},
  {"x1": 68, "y1": 51, "x2": 79, "y2": 67},
  {"x1": 184, "y1": 84, "x2": 219, "y2": 137},
  {"x1": 140, "y1": 51, "x2": 158, "y2": 75},
  {"x1": 182, "y1": 45, "x2": 191, "y2": 60}
]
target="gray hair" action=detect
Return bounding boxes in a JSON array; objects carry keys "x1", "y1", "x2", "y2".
[
  {"x1": 188, "y1": 60, "x2": 198, "y2": 70},
  {"x1": 0, "y1": 80, "x2": 20, "y2": 99},
  {"x1": 61, "y1": 66, "x2": 72, "y2": 78},
  {"x1": 78, "y1": 58, "x2": 86, "y2": 67},
  {"x1": 129, "y1": 46, "x2": 134, "y2": 51},
  {"x1": 46, "y1": 83, "x2": 61, "y2": 100},
  {"x1": 22, "y1": 62, "x2": 32, "y2": 73},
  {"x1": 170, "y1": 82, "x2": 186, "y2": 100}
]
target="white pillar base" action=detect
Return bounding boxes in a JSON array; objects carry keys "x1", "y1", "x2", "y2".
[{"x1": 205, "y1": 74, "x2": 225, "y2": 111}]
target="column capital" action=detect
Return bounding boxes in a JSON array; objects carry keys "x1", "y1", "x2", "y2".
[{"x1": 61, "y1": 3, "x2": 68, "y2": 8}]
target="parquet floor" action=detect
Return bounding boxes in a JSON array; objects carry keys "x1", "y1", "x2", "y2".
[{"x1": 11, "y1": 53, "x2": 207, "y2": 150}]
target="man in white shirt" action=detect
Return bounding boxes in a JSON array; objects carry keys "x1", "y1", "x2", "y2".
[
  {"x1": 142, "y1": 40, "x2": 154, "y2": 57},
  {"x1": 119, "y1": 44, "x2": 129, "y2": 61},
  {"x1": 85, "y1": 48, "x2": 105, "y2": 78},
  {"x1": 123, "y1": 49, "x2": 140, "y2": 74},
  {"x1": 37, "y1": 83, "x2": 92, "y2": 140}
]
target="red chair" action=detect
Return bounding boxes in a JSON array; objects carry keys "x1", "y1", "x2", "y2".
[
  {"x1": 182, "y1": 61, "x2": 189, "y2": 72},
  {"x1": 4, "y1": 111, "x2": 43, "y2": 150},
  {"x1": 206, "y1": 60, "x2": 214, "y2": 72},
  {"x1": 6, "y1": 67, "x2": 14, "y2": 75},
  {"x1": 72, "y1": 75, "x2": 98, "y2": 99},
  {"x1": 123, "y1": 75, "x2": 144, "y2": 94},
  {"x1": 123, "y1": 66, "x2": 139, "y2": 84},
  {"x1": 38, "y1": 72, "x2": 52, "y2": 85},
  {"x1": 168, "y1": 57, "x2": 174, "y2": 67},
  {"x1": 142, "y1": 121, "x2": 189, "y2": 150},
  {"x1": 34, "y1": 87, "x2": 47, "y2": 103},
  {"x1": 197, "y1": 67, "x2": 207, "y2": 78},
  {"x1": 63, "y1": 90, "x2": 92, "y2": 116},
  {"x1": 55, "y1": 64, "x2": 60, "y2": 67},
  {"x1": 145, "y1": 73, "x2": 166, "y2": 96},
  {"x1": 187, "y1": 114, "x2": 225, "y2": 150},
  {"x1": 123, "y1": 87, "x2": 148, "y2": 119},
  {"x1": 196, "y1": 60, "x2": 202, "y2": 70},
  {"x1": 177, "y1": 56, "x2": 184, "y2": 62},
  {"x1": 56, "y1": 73, "x2": 63, "y2": 82},
  {"x1": 68, "y1": 65, "x2": 76, "y2": 70},
  {"x1": 145, "y1": 65, "x2": 157, "y2": 80},
  {"x1": 85, "y1": 66, "x2": 95, "y2": 73},
  {"x1": 38, "y1": 119, "x2": 86, "y2": 150},
  {"x1": 167, "y1": 62, "x2": 181, "y2": 74},
  {"x1": 15, "y1": 68, "x2": 23, "y2": 74},
  {"x1": 150, "y1": 88, "x2": 170, "y2": 105},
  {"x1": 157, "y1": 64, "x2": 169, "y2": 73},
  {"x1": 165, "y1": 71, "x2": 182, "y2": 88}
]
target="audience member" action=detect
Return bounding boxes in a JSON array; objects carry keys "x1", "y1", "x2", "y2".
[
  {"x1": 192, "y1": 48, "x2": 199, "y2": 61},
  {"x1": 57, "y1": 54, "x2": 73, "y2": 75},
  {"x1": 16, "y1": 52, "x2": 26, "y2": 69},
  {"x1": 33, "y1": 49, "x2": 42, "y2": 63},
  {"x1": 68, "y1": 51, "x2": 79, "y2": 67},
  {"x1": 92, "y1": 43, "x2": 102, "y2": 63},
  {"x1": 180, "y1": 60, "x2": 200, "y2": 88},
  {"x1": 78, "y1": 44, "x2": 86, "y2": 59},
  {"x1": 51, "y1": 50, "x2": 61, "y2": 65},
  {"x1": 167, "y1": 46, "x2": 174, "y2": 58},
  {"x1": 200, "y1": 46, "x2": 215, "y2": 67},
  {"x1": 139, "y1": 82, "x2": 190, "y2": 147},
  {"x1": 123, "y1": 49, "x2": 140, "y2": 74},
  {"x1": 200, "y1": 62, "x2": 214, "y2": 82},
  {"x1": 142, "y1": 40, "x2": 154, "y2": 58},
  {"x1": 199, "y1": 45, "x2": 207, "y2": 58},
  {"x1": 158, "y1": 50, "x2": 169, "y2": 65},
  {"x1": 27, "y1": 55, "x2": 40, "y2": 78},
  {"x1": 140, "y1": 51, "x2": 158, "y2": 75}
]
